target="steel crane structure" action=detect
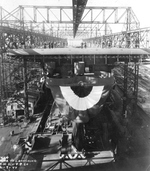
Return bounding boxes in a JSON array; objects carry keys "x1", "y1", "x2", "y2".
[
  {"x1": 83, "y1": 27, "x2": 150, "y2": 48},
  {"x1": 0, "y1": 4, "x2": 141, "y2": 48},
  {"x1": 0, "y1": 0, "x2": 150, "y2": 119}
]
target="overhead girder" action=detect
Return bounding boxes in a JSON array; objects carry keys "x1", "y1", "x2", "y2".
[
  {"x1": 83, "y1": 27, "x2": 150, "y2": 48},
  {"x1": 72, "y1": 0, "x2": 88, "y2": 37},
  {"x1": 76, "y1": 6, "x2": 139, "y2": 38},
  {"x1": 0, "y1": 5, "x2": 140, "y2": 40},
  {"x1": 1, "y1": 6, "x2": 139, "y2": 24}
]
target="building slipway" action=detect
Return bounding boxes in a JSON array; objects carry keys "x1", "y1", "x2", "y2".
[{"x1": 16, "y1": 104, "x2": 150, "y2": 171}]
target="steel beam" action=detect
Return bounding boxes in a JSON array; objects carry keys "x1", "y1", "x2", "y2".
[
  {"x1": 23, "y1": 58, "x2": 29, "y2": 119},
  {"x1": 0, "y1": 53, "x2": 2, "y2": 116}
]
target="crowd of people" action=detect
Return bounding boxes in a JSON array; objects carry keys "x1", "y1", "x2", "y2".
[{"x1": 8, "y1": 40, "x2": 67, "y2": 49}]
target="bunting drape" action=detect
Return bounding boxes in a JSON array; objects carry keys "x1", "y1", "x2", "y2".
[{"x1": 46, "y1": 76, "x2": 114, "y2": 123}]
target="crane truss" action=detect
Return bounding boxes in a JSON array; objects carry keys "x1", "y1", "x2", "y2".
[
  {"x1": 0, "y1": 6, "x2": 139, "y2": 41},
  {"x1": 83, "y1": 27, "x2": 150, "y2": 48}
]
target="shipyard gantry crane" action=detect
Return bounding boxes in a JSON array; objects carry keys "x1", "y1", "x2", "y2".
[{"x1": 0, "y1": 0, "x2": 150, "y2": 118}]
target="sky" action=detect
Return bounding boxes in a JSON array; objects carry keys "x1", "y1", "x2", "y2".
[{"x1": 0, "y1": 0, "x2": 150, "y2": 28}]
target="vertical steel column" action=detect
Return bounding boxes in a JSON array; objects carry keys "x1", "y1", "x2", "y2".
[
  {"x1": 23, "y1": 58, "x2": 29, "y2": 119},
  {"x1": 126, "y1": 7, "x2": 131, "y2": 48},
  {"x1": 4, "y1": 62, "x2": 7, "y2": 98},
  {"x1": 30, "y1": 21, "x2": 34, "y2": 46},
  {"x1": 115, "y1": 8, "x2": 118, "y2": 23},
  {"x1": 8, "y1": 58, "x2": 11, "y2": 96},
  {"x1": 20, "y1": 6, "x2": 25, "y2": 47},
  {"x1": 34, "y1": 7, "x2": 37, "y2": 22},
  {"x1": 126, "y1": 7, "x2": 131, "y2": 32},
  {"x1": 0, "y1": 53, "x2": 2, "y2": 115},
  {"x1": 90, "y1": 9, "x2": 92, "y2": 38},
  {"x1": 42, "y1": 21, "x2": 45, "y2": 34},
  {"x1": 123, "y1": 61, "x2": 128, "y2": 115},
  {"x1": 1, "y1": 53, "x2": 5, "y2": 98},
  {"x1": 60, "y1": 8, "x2": 62, "y2": 23},
  {"x1": 0, "y1": 6, "x2": 2, "y2": 115},
  {"x1": 47, "y1": 7, "x2": 49, "y2": 23},
  {"x1": 0, "y1": 53, "x2": 5, "y2": 121}
]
